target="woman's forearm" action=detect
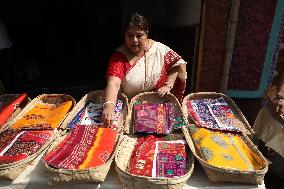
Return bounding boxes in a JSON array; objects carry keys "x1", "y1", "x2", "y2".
[
  {"x1": 104, "y1": 77, "x2": 121, "y2": 109},
  {"x1": 166, "y1": 66, "x2": 179, "y2": 84}
]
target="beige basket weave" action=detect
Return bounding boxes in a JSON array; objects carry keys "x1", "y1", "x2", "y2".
[
  {"x1": 182, "y1": 92, "x2": 268, "y2": 184},
  {"x1": 0, "y1": 94, "x2": 76, "y2": 180},
  {"x1": 0, "y1": 94, "x2": 30, "y2": 129},
  {"x1": 116, "y1": 92, "x2": 194, "y2": 189},
  {"x1": 43, "y1": 90, "x2": 129, "y2": 184}
]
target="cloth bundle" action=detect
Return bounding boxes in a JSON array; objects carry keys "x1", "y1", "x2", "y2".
[
  {"x1": 127, "y1": 135, "x2": 187, "y2": 178},
  {"x1": 134, "y1": 101, "x2": 185, "y2": 134},
  {"x1": 11, "y1": 101, "x2": 73, "y2": 130},
  {"x1": 0, "y1": 129, "x2": 52, "y2": 164},
  {"x1": 187, "y1": 97, "x2": 244, "y2": 133},
  {"x1": 188, "y1": 124, "x2": 266, "y2": 171},
  {"x1": 67, "y1": 100, "x2": 123, "y2": 130},
  {"x1": 44, "y1": 125, "x2": 118, "y2": 169}
]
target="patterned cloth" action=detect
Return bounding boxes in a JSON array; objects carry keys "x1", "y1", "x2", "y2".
[
  {"x1": 44, "y1": 125, "x2": 118, "y2": 169},
  {"x1": 67, "y1": 100, "x2": 123, "y2": 130},
  {"x1": 187, "y1": 97, "x2": 243, "y2": 133},
  {"x1": 128, "y1": 134, "x2": 187, "y2": 177},
  {"x1": 188, "y1": 124, "x2": 266, "y2": 171},
  {"x1": 11, "y1": 101, "x2": 73, "y2": 130},
  {"x1": 134, "y1": 101, "x2": 185, "y2": 134},
  {"x1": 0, "y1": 130, "x2": 52, "y2": 164},
  {"x1": 153, "y1": 140, "x2": 187, "y2": 178}
]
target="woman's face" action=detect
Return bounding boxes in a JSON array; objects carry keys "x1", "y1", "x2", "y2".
[{"x1": 124, "y1": 26, "x2": 148, "y2": 55}]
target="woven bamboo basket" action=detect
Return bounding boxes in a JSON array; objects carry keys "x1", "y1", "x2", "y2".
[
  {"x1": 182, "y1": 92, "x2": 268, "y2": 184},
  {"x1": 115, "y1": 92, "x2": 194, "y2": 189},
  {"x1": 0, "y1": 94, "x2": 76, "y2": 180},
  {"x1": 0, "y1": 94, "x2": 30, "y2": 130},
  {"x1": 43, "y1": 90, "x2": 129, "y2": 184}
]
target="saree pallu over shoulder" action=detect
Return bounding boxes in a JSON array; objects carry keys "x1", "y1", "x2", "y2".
[{"x1": 108, "y1": 41, "x2": 187, "y2": 101}]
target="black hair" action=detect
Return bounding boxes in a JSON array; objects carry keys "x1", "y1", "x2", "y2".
[{"x1": 122, "y1": 12, "x2": 150, "y2": 36}]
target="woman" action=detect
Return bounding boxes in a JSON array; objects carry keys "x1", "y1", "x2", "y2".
[{"x1": 103, "y1": 13, "x2": 188, "y2": 125}]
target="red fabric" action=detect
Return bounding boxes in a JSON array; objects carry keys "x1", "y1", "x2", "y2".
[
  {"x1": 0, "y1": 93, "x2": 27, "y2": 126},
  {"x1": 128, "y1": 135, "x2": 163, "y2": 176},
  {"x1": 106, "y1": 52, "x2": 131, "y2": 80},
  {"x1": 0, "y1": 154, "x2": 28, "y2": 164},
  {"x1": 44, "y1": 125, "x2": 118, "y2": 169}
]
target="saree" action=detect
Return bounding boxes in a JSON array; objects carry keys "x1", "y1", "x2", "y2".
[
  {"x1": 134, "y1": 100, "x2": 185, "y2": 134},
  {"x1": 188, "y1": 124, "x2": 266, "y2": 171},
  {"x1": 11, "y1": 101, "x2": 73, "y2": 130},
  {"x1": 187, "y1": 97, "x2": 244, "y2": 133},
  {"x1": 44, "y1": 125, "x2": 118, "y2": 169},
  {"x1": 106, "y1": 41, "x2": 187, "y2": 101},
  {"x1": 0, "y1": 130, "x2": 52, "y2": 164},
  {"x1": 127, "y1": 134, "x2": 187, "y2": 177},
  {"x1": 67, "y1": 100, "x2": 123, "y2": 130}
]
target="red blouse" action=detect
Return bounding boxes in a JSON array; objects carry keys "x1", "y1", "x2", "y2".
[{"x1": 106, "y1": 52, "x2": 131, "y2": 80}]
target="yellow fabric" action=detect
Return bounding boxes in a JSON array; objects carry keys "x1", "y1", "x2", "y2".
[
  {"x1": 79, "y1": 128, "x2": 103, "y2": 169},
  {"x1": 190, "y1": 125, "x2": 266, "y2": 171},
  {"x1": 12, "y1": 101, "x2": 73, "y2": 129}
]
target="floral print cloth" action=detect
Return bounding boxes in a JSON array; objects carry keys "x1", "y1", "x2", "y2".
[
  {"x1": 153, "y1": 140, "x2": 187, "y2": 178},
  {"x1": 187, "y1": 97, "x2": 243, "y2": 133},
  {"x1": 67, "y1": 100, "x2": 123, "y2": 130},
  {"x1": 134, "y1": 100, "x2": 185, "y2": 134},
  {"x1": 128, "y1": 134, "x2": 187, "y2": 178},
  {"x1": 188, "y1": 124, "x2": 266, "y2": 171}
]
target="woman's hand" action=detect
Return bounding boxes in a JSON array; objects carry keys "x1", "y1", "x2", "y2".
[
  {"x1": 157, "y1": 85, "x2": 172, "y2": 97},
  {"x1": 102, "y1": 104, "x2": 117, "y2": 126},
  {"x1": 272, "y1": 97, "x2": 284, "y2": 116}
]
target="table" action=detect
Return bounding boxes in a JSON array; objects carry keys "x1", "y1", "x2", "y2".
[{"x1": 0, "y1": 153, "x2": 266, "y2": 189}]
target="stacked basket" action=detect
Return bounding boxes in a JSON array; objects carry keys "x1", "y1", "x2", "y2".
[{"x1": 115, "y1": 92, "x2": 195, "y2": 189}]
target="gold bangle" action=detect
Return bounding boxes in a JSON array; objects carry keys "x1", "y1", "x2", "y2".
[{"x1": 103, "y1": 101, "x2": 116, "y2": 107}]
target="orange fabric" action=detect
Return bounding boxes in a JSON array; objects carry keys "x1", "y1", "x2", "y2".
[
  {"x1": 0, "y1": 93, "x2": 27, "y2": 126},
  {"x1": 11, "y1": 101, "x2": 72, "y2": 129},
  {"x1": 79, "y1": 127, "x2": 118, "y2": 168}
]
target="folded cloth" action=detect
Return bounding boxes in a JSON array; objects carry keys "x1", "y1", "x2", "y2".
[
  {"x1": 67, "y1": 100, "x2": 123, "y2": 130},
  {"x1": 0, "y1": 130, "x2": 52, "y2": 164},
  {"x1": 11, "y1": 101, "x2": 73, "y2": 129},
  {"x1": 44, "y1": 125, "x2": 118, "y2": 169},
  {"x1": 0, "y1": 93, "x2": 27, "y2": 126},
  {"x1": 128, "y1": 134, "x2": 187, "y2": 177},
  {"x1": 134, "y1": 101, "x2": 185, "y2": 134},
  {"x1": 187, "y1": 97, "x2": 243, "y2": 133},
  {"x1": 188, "y1": 124, "x2": 266, "y2": 171},
  {"x1": 153, "y1": 140, "x2": 187, "y2": 178}
]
